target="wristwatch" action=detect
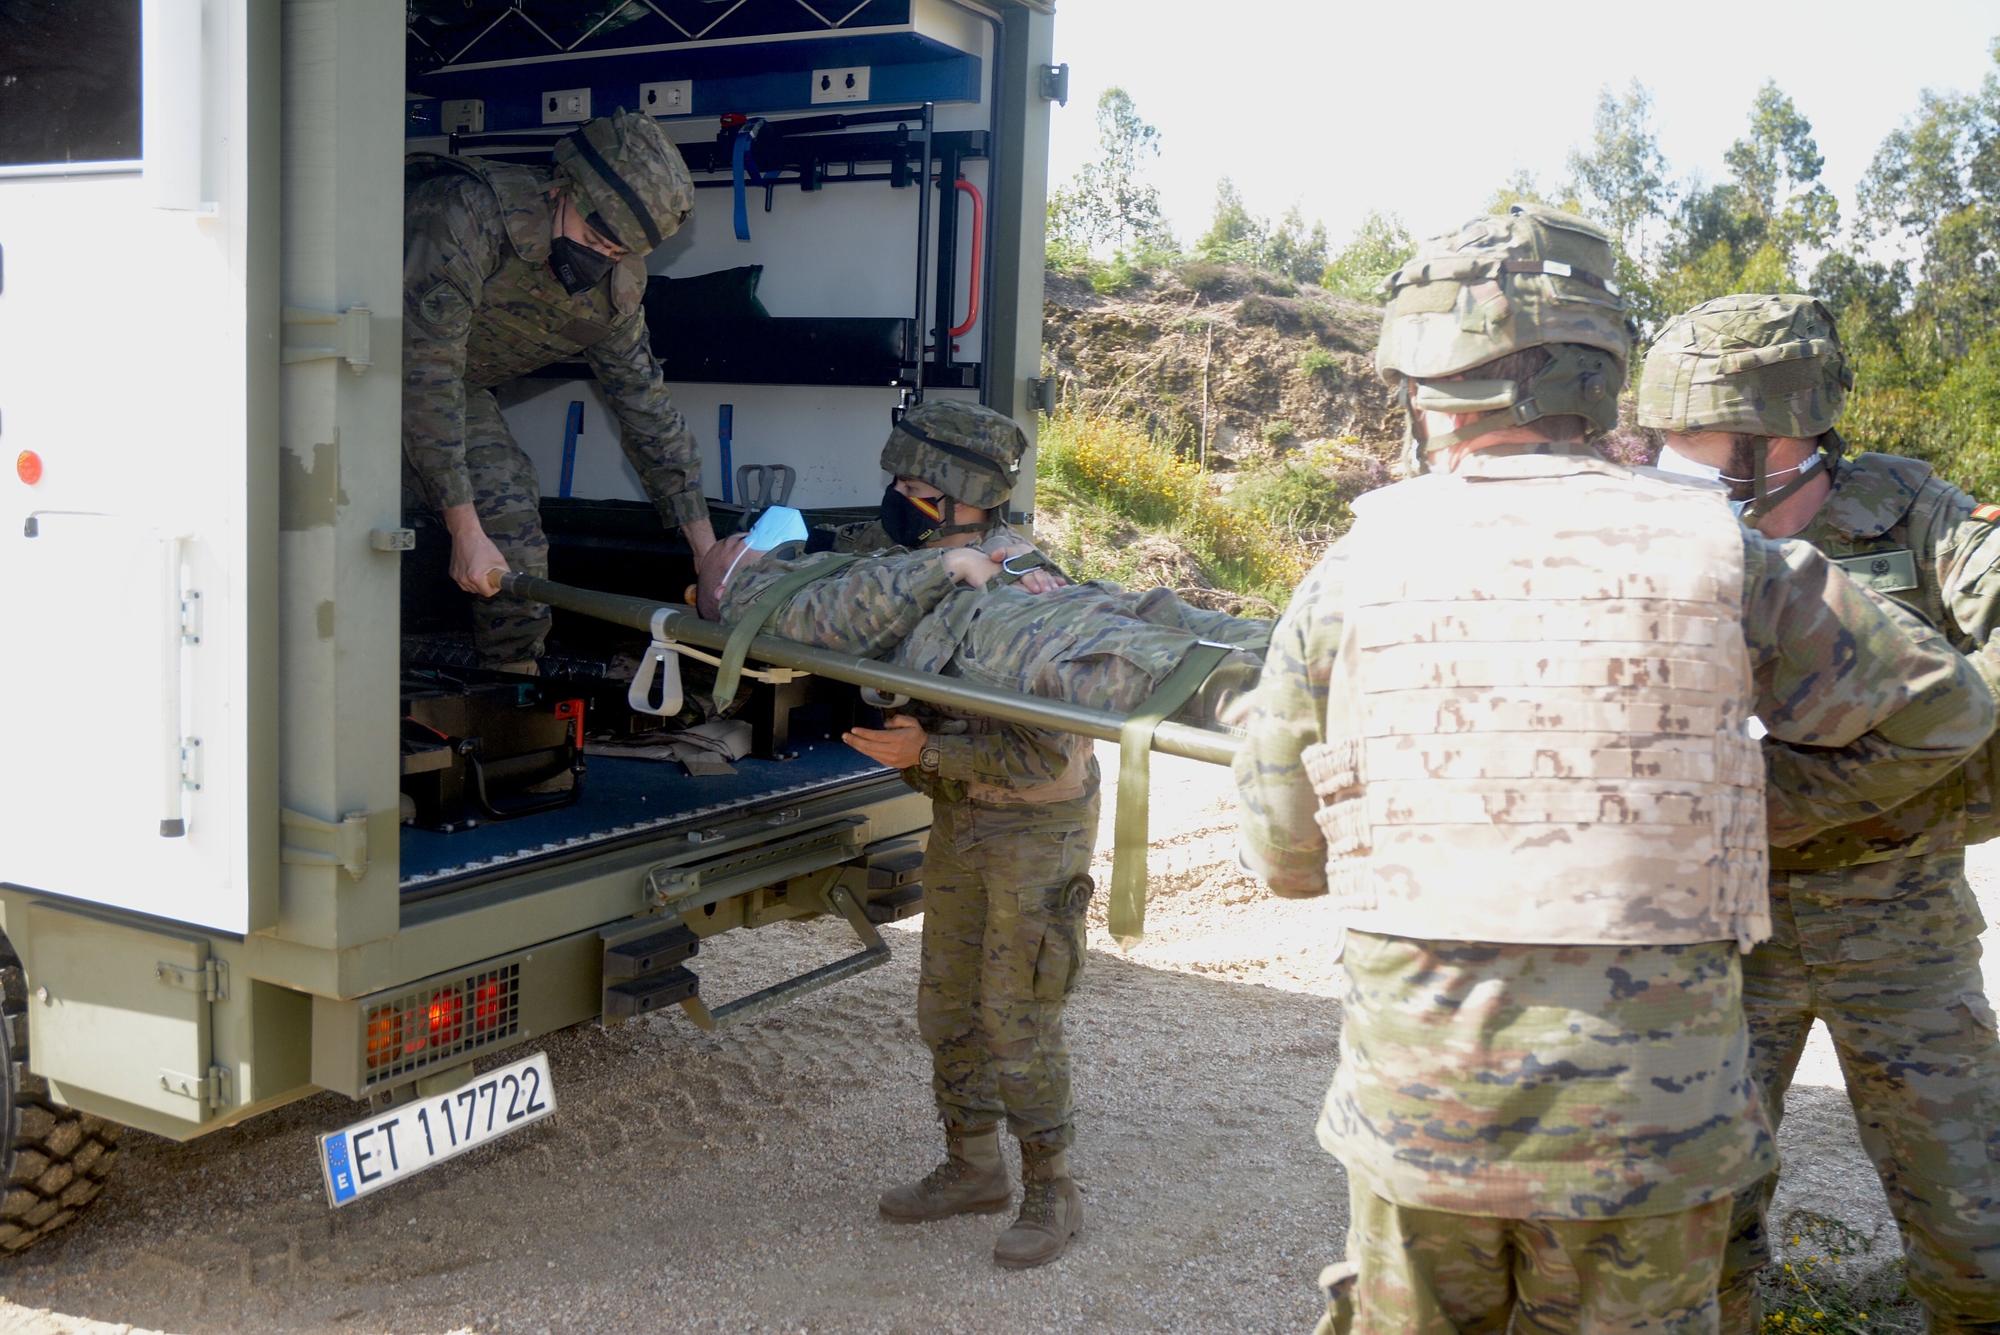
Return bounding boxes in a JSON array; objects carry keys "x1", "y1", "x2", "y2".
[{"x1": 918, "y1": 742, "x2": 942, "y2": 775}]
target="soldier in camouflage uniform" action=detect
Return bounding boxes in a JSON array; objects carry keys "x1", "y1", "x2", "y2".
[
  {"x1": 809, "y1": 404, "x2": 1263, "y2": 1261},
  {"x1": 1231, "y1": 206, "x2": 1997, "y2": 1334},
  {"x1": 403, "y1": 110, "x2": 710, "y2": 668},
  {"x1": 820, "y1": 402, "x2": 1100, "y2": 1268},
  {"x1": 1639, "y1": 294, "x2": 2000, "y2": 1335}
]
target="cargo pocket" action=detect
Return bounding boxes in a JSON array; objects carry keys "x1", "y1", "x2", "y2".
[{"x1": 1030, "y1": 874, "x2": 1093, "y2": 1002}]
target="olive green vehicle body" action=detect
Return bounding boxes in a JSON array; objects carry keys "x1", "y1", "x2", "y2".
[{"x1": 0, "y1": 0, "x2": 1061, "y2": 1145}]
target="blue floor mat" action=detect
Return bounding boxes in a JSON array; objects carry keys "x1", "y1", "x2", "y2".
[{"x1": 399, "y1": 742, "x2": 888, "y2": 889}]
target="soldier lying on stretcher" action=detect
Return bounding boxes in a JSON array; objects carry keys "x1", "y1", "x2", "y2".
[{"x1": 690, "y1": 517, "x2": 1271, "y2": 749}]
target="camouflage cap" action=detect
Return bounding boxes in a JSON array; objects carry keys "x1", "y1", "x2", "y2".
[
  {"x1": 1637, "y1": 293, "x2": 1852, "y2": 438},
  {"x1": 552, "y1": 110, "x2": 695, "y2": 255},
  {"x1": 881, "y1": 401, "x2": 1025, "y2": 511}
]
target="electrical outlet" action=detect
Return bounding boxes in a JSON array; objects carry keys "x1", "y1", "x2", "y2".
[
  {"x1": 440, "y1": 99, "x2": 485, "y2": 134},
  {"x1": 639, "y1": 80, "x2": 693, "y2": 116},
  {"x1": 810, "y1": 66, "x2": 870, "y2": 104},
  {"x1": 540, "y1": 88, "x2": 592, "y2": 124}
]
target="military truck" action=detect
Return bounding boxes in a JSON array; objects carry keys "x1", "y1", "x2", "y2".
[{"x1": 0, "y1": 0, "x2": 1075, "y2": 1244}]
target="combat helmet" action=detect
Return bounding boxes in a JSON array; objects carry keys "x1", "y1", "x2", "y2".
[
  {"x1": 882, "y1": 400, "x2": 1026, "y2": 512},
  {"x1": 1638, "y1": 293, "x2": 1851, "y2": 515},
  {"x1": 552, "y1": 110, "x2": 695, "y2": 255},
  {"x1": 1376, "y1": 204, "x2": 1632, "y2": 466}
]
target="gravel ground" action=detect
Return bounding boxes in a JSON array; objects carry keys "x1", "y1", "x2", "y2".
[{"x1": 0, "y1": 747, "x2": 1992, "y2": 1333}]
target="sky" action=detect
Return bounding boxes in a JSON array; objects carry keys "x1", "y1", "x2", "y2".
[{"x1": 1044, "y1": 1, "x2": 1999, "y2": 250}]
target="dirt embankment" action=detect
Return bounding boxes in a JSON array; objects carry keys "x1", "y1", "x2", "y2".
[{"x1": 1040, "y1": 265, "x2": 1403, "y2": 469}]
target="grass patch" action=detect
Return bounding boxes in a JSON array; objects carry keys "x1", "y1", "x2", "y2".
[
  {"x1": 1299, "y1": 345, "x2": 1338, "y2": 378},
  {"x1": 1036, "y1": 408, "x2": 1315, "y2": 607},
  {"x1": 1756, "y1": 1209, "x2": 1921, "y2": 1334}
]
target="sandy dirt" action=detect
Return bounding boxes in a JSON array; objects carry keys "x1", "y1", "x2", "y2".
[{"x1": 0, "y1": 747, "x2": 1990, "y2": 1333}]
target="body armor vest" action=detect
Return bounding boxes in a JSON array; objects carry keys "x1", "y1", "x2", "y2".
[{"x1": 1302, "y1": 453, "x2": 1769, "y2": 948}]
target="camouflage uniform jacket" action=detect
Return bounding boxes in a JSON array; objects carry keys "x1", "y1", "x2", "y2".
[
  {"x1": 1232, "y1": 458, "x2": 1996, "y2": 1220},
  {"x1": 722, "y1": 546, "x2": 1210, "y2": 798},
  {"x1": 831, "y1": 521, "x2": 1098, "y2": 806},
  {"x1": 401, "y1": 156, "x2": 706, "y2": 526},
  {"x1": 1771, "y1": 451, "x2": 2000, "y2": 869}
]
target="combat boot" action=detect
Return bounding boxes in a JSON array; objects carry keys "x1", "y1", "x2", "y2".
[
  {"x1": 993, "y1": 1143, "x2": 1082, "y2": 1269},
  {"x1": 877, "y1": 1126, "x2": 1012, "y2": 1223}
]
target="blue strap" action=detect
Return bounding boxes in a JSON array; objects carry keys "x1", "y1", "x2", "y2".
[
  {"x1": 558, "y1": 399, "x2": 583, "y2": 499},
  {"x1": 731, "y1": 120, "x2": 766, "y2": 241}
]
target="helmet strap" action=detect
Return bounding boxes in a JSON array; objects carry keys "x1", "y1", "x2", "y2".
[
  {"x1": 930, "y1": 497, "x2": 993, "y2": 539},
  {"x1": 1414, "y1": 346, "x2": 1619, "y2": 460}
]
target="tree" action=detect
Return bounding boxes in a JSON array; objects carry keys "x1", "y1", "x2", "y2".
[
  {"x1": 1060, "y1": 87, "x2": 1171, "y2": 253},
  {"x1": 1321, "y1": 211, "x2": 1416, "y2": 303},
  {"x1": 1657, "y1": 83, "x2": 1837, "y2": 311},
  {"x1": 1264, "y1": 206, "x2": 1330, "y2": 287},
  {"x1": 1565, "y1": 82, "x2": 1671, "y2": 327},
  {"x1": 1195, "y1": 177, "x2": 1265, "y2": 263}
]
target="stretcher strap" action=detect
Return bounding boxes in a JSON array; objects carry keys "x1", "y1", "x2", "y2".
[
  {"x1": 1109, "y1": 641, "x2": 1235, "y2": 947},
  {"x1": 715, "y1": 555, "x2": 858, "y2": 702}
]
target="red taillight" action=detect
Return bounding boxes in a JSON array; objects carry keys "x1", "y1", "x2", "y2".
[
  {"x1": 16, "y1": 451, "x2": 42, "y2": 486},
  {"x1": 473, "y1": 979, "x2": 507, "y2": 1032},
  {"x1": 425, "y1": 987, "x2": 464, "y2": 1046}
]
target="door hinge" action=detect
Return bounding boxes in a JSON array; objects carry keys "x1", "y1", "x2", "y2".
[
  {"x1": 1039, "y1": 62, "x2": 1069, "y2": 106},
  {"x1": 280, "y1": 807, "x2": 371, "y2": 880},
  {"x1": 1026, "y1": 376, "x2": 1058, "y2": 414},
  {"x1": 179, "y1": 737, "x2": 203, "y2": 792},
  {"x1": 179, "y1": 589, "x2": 202, "y2": 644},
  {"x1": 156, "y1": 957, "x2": 228, "y2": 1002},
  {"x1": 281, "y1": 305, "x2": 374, "y2": 374},
  {"x1": 159, "y1": 1064, "x2": 232, "y2": 1110}
]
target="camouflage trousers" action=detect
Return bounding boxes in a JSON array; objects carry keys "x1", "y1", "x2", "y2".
[
  {"x1": 1318, "y1": 1182, "x2": 1731, "y2": 1334},
  {"x1": 402, "y1": 388, "x2": 551, "y2": 665},
  {"x1": 1720, "y1": 852, "x2": 2000, "y2": 1332},
  {"x1": 916, "y1": 791, "x2": 1099, "y2": 1150}
]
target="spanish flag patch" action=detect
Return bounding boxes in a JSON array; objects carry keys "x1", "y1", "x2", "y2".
[{"x1": 1975, "y1": 503, "x2": 2000, "y2": 523}]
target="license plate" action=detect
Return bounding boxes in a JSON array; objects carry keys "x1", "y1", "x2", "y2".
[{"x1": 318, "y1": 1051, "x2": 556, "y2": 1207}]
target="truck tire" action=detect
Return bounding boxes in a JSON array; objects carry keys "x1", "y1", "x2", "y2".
[{"x1": 0, "y1": 943, "x2": 119, "y2": 1252}]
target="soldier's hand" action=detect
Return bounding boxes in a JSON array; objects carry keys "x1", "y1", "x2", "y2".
[
  {"x1": 985, "y1": 542, "x2": 1068, "y2": 595},
  {"x1": 942, "y1": 548, "x2": 997, "y2": 589},
  {"x1": 842, "y1": 714, "x2": 926, "y2": 769},
  {"x1": 449, "y1": 528, "x2": 510, "y2": 598}
]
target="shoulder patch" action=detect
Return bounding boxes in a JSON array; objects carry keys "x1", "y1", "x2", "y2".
[{"x1": 1972, "y1": 503, "x2": 2000, "y2": 523}]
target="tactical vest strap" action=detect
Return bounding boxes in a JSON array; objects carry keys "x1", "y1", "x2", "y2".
[
  {"x1": 1108, "y1": 640, "x2": 1236, "y2": 946},
  {"x1": 713, "y1": 554, "x2": 860, "y2": 702}
]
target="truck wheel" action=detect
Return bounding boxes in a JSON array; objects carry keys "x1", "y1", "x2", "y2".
[{"x1": 0, "y1": 943, "x2": 119, "y2": 1252}]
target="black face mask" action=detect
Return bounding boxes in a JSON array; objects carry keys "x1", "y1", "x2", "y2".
[
  {"x1": 548, "y1": 237, "x2": 615, "y2": 296},
  {"x1": 879, "y1": 485, "x2": 947, "y2": 548}
]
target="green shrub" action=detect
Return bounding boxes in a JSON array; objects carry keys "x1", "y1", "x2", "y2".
[
  {"x1": 1177, "y1": 260, "x2": 1234, "y2": 295},
  {"x1": 1299, "y1": 346, "x2": 1338, "y2": 378},
  {"x1": 1261, "y1": 419, "x2": 1297, "y2": 446}
]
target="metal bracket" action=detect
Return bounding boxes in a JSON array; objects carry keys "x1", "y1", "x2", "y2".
[
  {"x1": 179, "y1": 737, "x2": 203, "y2": 792},
  {"x1": 646, "y1": 818, "x2": 867, "y2": 914},
  {"x1": 1039, "y1": 62, "x2": 1070, "y2": 106},
  {"x1": 281, "y1": 305, "x2": 374, "y2": 374},
  {"x1": 156, "y1": 957, "x2": 227, "y2": 1002},
  {"x1": 179, "y1": 590, "x2": 202, "y2": 645},
  {"x1": 280, "y1": 807, "x2": 371, "y2": 880},
  {"x1": 1026, "y1": 376, "x2": 1058, "y2": 414},
  {"x1": 369, "y1": 527, "x2": 415, "y2": 552},
  {"x1": 677, "y1": 884, "x2": 888, "y2": 1032},
  {"x1": 159, "y1": 1064, "x2": 231, "y2": 1109}
]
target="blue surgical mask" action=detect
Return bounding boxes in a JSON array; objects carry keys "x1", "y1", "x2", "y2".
[
  {"x1": 720, "y1": 505, "x2": 810, "y2": 590},
  {"x1": 742, "y1": 505, "x2": 807, "y2": 551}
]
